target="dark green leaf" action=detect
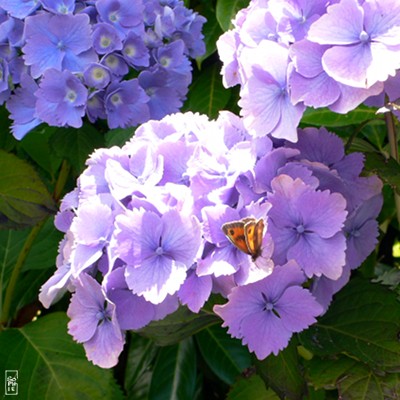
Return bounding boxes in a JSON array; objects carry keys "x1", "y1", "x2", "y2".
[
  {"x1": 125, "y1": 333, "x2": 158, "y2": 400},
  {"x1": 196, "y1": 324, "x2": 251, "y2": 385},
  {"x1": 360, "y1": 120, "x2": 387, "y2": 151},
  {"x1": 138, "y1": 306, "x2": 219, "y2": 346},
  {"x1": 149, "y1": 338, "x2": 196, "y2": 400},
  {"x1": 196, "y1": 6, "x2": 224, "y2": 65},
  {"x1": 0, "y1": 107, "x2": 16, "y2": 152},
  {"x1": 105, "y1": 127, "x2": 135, "y2": 148},
  {"x1": 182, "y1": 63, "x2": 231, "y2": 119},
  {"x1": 20, "y1": 126, "x2": 62, "y2": 176},
  {"x1": 0, "y1": 150, "x2": 56, "y2": 229},
  {"x1": 301, "y1": 106, "x2": 379, "y2": 128},
  {"x1": 0, "y1": 313, "x2": 124, "y2": 400},
  {"x1": 216, "y1": 0, "x2": 249, "y2": 31},
  {"x1": 300, "y1": 277, "x2": 400, "y2": 369},
  {"x1": 50, "y1": 124, "x2": 105, "y2": 174},
  {"x1": 307, "y1": 356, "x2": 400, "y2": 400},
  {"x1": 255, "y1": 338, "x2": 307, "y2": 400},
  {"x1": 227, "y1": 375, "x2": 279, "y2": 400},
  {"x1": 364, "y1": 151, "x2": 400, "y2": 195}
]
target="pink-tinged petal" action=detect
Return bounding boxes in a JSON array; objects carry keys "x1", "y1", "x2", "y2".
[
  {"x1": 299, "y1": 190, "x2": 347, "y2": 238},
  {"x1": 241, "y1": 312, "x2": 292, "y2": 359},
  {"x1": 83, "y1": 319, "x2": 125, "y2": 368},
  {"x1": 322, "y1": 43, "x2": 373, "y2": 88},
  {"x1": 178, "y1": 271, "x2": 212, "y2": 312},
  {"x1": 307, "y1": 0, "x2": 364, "y2": 45},
  {"x1": 289, "y1": 233, "x2": 346, "y2": 280},
  {"x1": 275, "y1": 286, "x2": 323, "y2": 332}
]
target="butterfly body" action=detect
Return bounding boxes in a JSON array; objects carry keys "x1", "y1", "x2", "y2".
[{"x1": 222, "y1": 217, "x2": 264, "y2": 261}]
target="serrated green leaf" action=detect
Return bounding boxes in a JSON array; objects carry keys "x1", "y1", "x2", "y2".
[
  {"x1": 50, "y1": 124, "x2": 105, "y2": 174},
  {"x1": 20, "y1": 126, "x2": 62, "y2": 176},
  {"x1": 300, "y1": 277, "x2": 400, "y2": 369},
  {"x1": 364, "y1": 151, "x2": 400, "y2": 194},
  {"x1": 149, "y1": 338, "x2": 196, "y2": 400},
  {"x1": 196, "y1": 324, "x2": 251, "y2": 385},
  {"x1": 227, "y1": 375, "x2": 279, "y2": 400},
  {"x1": 125, "y1": 333, "x2": 158, "y2": 400},
  {"x1": 301, "y1": 106, "x2": 378, "y2": 128},
  {"x1": 216, "y1": 0, "x2": 249, "y2": 31},
  {"x1": 307, "y1": 356, "x2": 400, "y2": 400},
  {"x1": 196, "y1": 6, "x2": 224, "y2": 65},
  {"x1": 0, "y1": 313, "x2": 124, "y2": 400},
  {"x1": 255, "y1": 339, "x2": 307, "y2": 400},
  {"x1": 182, "y1": 63, "x2": 231, "y2": 119},
  {"x1": 138, "y1": 306, "x2": 219, "y2": 346},
  {"x1": 0, "y1": 150, "x2": 56, "y2": 229}
]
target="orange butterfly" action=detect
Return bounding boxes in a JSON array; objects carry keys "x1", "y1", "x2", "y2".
[{"x1": 222, "y1": 217, "x2": 265, "y2": 261}]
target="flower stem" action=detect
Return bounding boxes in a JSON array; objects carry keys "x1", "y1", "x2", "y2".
[
  {"x1": 385, "y1": 112, "x2": 400, "y2": 226},
  {"x1": 0, "y1": 219, "x2": 47, "y2": 328},
  {"x1": 0, "y1": 160, "x2": 71, "y2": 329}
]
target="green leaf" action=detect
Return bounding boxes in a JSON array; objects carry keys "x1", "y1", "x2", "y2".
[
  {"x1": 227, "y1": 375, "x2": 279, "y2": 400},
  {"x1": 0, "y1": 150, "x2": 56, "y2": 229},
  {"x1": 0, "y1": 107, "x2": 17, "y2": 152},
  {"x1": 105, "y1": 127, "x2": 135, "y2": 148},
  {"x1": 0, "y1": 313, "x2": 124, "y2": 400},
  {"x1": 148, "y1": 338, "x2": 197, "y2": 400},
  {"x1": 182, "y1": 63, "x2": 231, "y2": 119},
  {"x1": 138, "y1": 306, "x2": 219, "y2": 346},
  {"x1": 300, "y1": 106, "x2": 378, "y2": 128},
  {"x1": 300, "y1": 277, "x2": 400, "y2": 369},
  {"x1": 255, "y1": 339, "x2": 307, "y2": 400},
  {"x1": 125, "y1": 333, "x2": 158, "y2": 400},
  {"x1": 216, "y1": 0, "x2": 249, "y2": 31},
  {"x1": 20, "y1": 126, "x2": 62, "y2": 176},
  {"x1": 196, "y1": 324, "x2": 251, "y2": 385},
  {"x1": 50, "y1": 124, "x2": 105, "y2": 174},
  {"x1": 364, "y1": 151, "x2": 400, "y2": 194},
  {"x1": 196, "y1": 6, "x2": 224, "y2": 65},
  {"x1": 307, "y1": 356, "x2": 400, "y2": 400}
]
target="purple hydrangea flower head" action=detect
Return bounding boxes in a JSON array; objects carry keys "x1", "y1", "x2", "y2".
[
  {"x1": 34, "y1": 68, "x2": 88, "y2": 128},
  {"x1": 104, "y1": 78, "x2": 149, "y2": 128},
  {"x1": 114, "y1": 208, "x2": 202, "y2": 304},
  {"x1": 307, "y1": 0, "x2": 400, "y2": 89},
  {"x1": 267, "y1": 174, "x2": 347, "y2": 280},
  {"x1": 238, "y1": 40, "x2": 305, "y2": 142},
  {"x1": 214, "y1": 261, "x2": 323, "y2": 359},
  {"x1": 23, "y1": 12, "x2": 97, "y2": 79},
  {"x1": 67, "y1": 273, "x2": 125, "y2": 368}
]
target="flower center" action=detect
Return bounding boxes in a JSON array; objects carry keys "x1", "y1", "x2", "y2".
[
  {"x1": 109, "y1": 11, "x2": 119, "y2": 23},
  {"x1": 160, "y1": 56, "x2": 171, "y2": 68},
  {"x1": 350, "y1": 228, "x2": 361, "y2": 238},
  {"x1": 155, "y1": 246, "x2": 164, "y2": 256},
  {"x1": 124, "y1": 44, "x2": 136, "y2": 57},
  {"x1": 65, "y1": 89, "x2": 77, "y2": 103},
  {"x1": 101, "y1": 36, "x2": 112, "y2": 49},
  {"x1": 57, "y1": 40, "x2": 66, "y2": 51},
  {"x1": 111, "y1": 93, "x2": 122, "y2": 105},
  {"x1": 359, "y1": 30, "x2": 369, "y2": 43},
  {"x1": 296, "y1": 224, "x2": 305, "y2": 234}
]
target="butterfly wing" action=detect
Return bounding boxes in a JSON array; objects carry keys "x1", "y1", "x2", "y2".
[
  {"x1": 244, "y1": 218, "x2": 264, "y2": 259},
  {"x1": 222, "y1": 220, "x2": 251, "y2": 255}
]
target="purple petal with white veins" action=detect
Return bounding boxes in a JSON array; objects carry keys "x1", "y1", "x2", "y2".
[{"x1": 178, "y1": 270, "x2": 212, "y2": 312}]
